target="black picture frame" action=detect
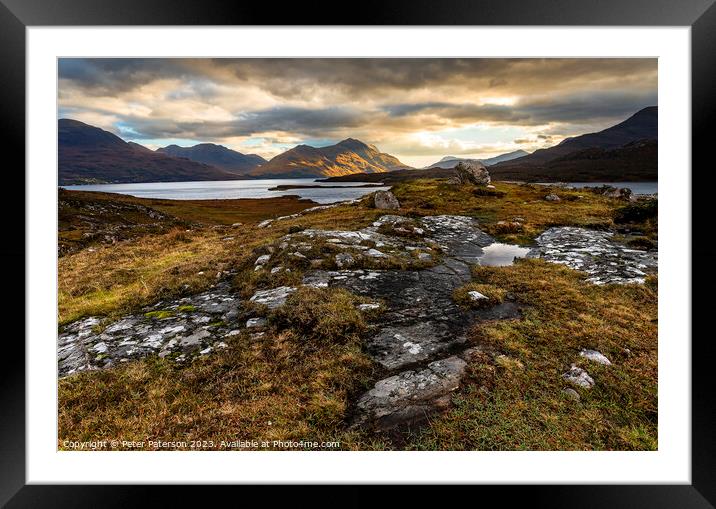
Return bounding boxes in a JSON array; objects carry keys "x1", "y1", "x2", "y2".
[{"x1": 2, "y1": 0, "x2": 713, "y2": 505}]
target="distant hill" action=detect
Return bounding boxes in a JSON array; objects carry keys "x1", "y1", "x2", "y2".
[
  {"x1": 493, "y1": 106, "x2": 657, "y2": 169},
  {"x1": 320, "y1": 166, "x2": 454, "y2": 183},
  {"x1": 249, "y1": 138, "x2": 412, "y2": 178},
  {"x1": 58, "y1": 119, "x2": 242, "y2": 185},
  {"x1": 324, "y1": 107, "x2": 658, "y2": 183},
  {"x1": 486, "y1": 106, "x2": 658, "y2": 181},
  {"x1": 157, "y1": 143, "x2": 266, "y2": 174},
  {"x1": 482, "y1": 150, "x2": 530, "y2": 166},
  {"x1": 424, "y1": 150, "x2": 529, "y2": 169},
  {"x1": 490, "y1": 139, "x2": 658, "y2": 182}
]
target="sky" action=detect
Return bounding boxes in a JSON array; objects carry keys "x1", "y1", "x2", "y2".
[{"x1": 58, "y1": 58, "x2": 657, "y2": 168}]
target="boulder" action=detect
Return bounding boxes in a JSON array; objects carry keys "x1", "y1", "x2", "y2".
[
  {"x1": 454, "y1": 161, "x2": 491, "y2": 186},
  {"x1": 468, "y1": 290, "x2": 488, "y2": 302},
  {"x1": 374, "y1": 190, "x2": 400, "y2": 210},
  {"x1": 352, "y1": 354, "x2": 468, "y2": 430},
  {"x1": 579, "y1": 348, "x2": 612, "y2": 365},
  {"x1": 544, "y1": 193, "x2": 561, "y2": 202},
  {"x1": 562, "y1": 364, "x2": 595, "y2": 388}
]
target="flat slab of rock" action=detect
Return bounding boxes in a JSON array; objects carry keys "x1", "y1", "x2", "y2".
[
  {"x1": 58, "y1": 283, "x2": 241, "y2": 378},
  {"x1": 249, "y1": 286, "x2": 296, "y2": 309},
  {"x1": 530, "y1": 226, "x2": 657, "y2": 285},
  {"x1": 352, "y1": 353, "x2": 471, "y2": 431}
]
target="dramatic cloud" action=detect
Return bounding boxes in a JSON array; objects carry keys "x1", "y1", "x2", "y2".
[{"x1": 58, "y1": 58, "x2": 657, "y2": 167}]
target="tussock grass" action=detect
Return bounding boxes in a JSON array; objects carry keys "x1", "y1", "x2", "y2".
[
  {"x1": 270, "y1": 287, "x2": 368, "y2": 343},
  {"x1": 453, "y1": 283, "x2": 507, "y2": 309}
]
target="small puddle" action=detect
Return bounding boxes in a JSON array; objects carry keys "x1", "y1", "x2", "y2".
[{"x1": 477, "y1": 243, "x2": 531, "y2": 267}]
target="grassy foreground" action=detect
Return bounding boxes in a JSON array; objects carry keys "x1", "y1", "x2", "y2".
[{"x1": 58, "y1": 180, "x2": 657, "y2": 450}]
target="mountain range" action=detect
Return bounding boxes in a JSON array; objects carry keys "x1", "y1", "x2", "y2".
[
  {"x1": 322, "y1": 106, "x2": 658, "y2": 184},
  {"x1": 156, "y1": 143, "x2": 267, "y2": 175},
  {"x1": 247, "y1": 138, "x2": 410, "y2": 178},
  {"x1": 58, "y1": 119, "x2": 242, "y2": 185},
  {"x1": 493, "y1": 106, "x2": 659, "y2": 172},
  {"x1": 424, "y1": 150, "x2": 529, "y2": 169},
  {"x1": 58, "y1": 106, "x2": 657, "y2": 185}
]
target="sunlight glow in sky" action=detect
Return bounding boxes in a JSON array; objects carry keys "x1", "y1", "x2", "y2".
[{"x1": 58, "y1": 58, "x2": 657, "y2": 167}]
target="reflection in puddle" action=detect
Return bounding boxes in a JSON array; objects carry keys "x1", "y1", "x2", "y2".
[{"x1": 478, "y1": 243, "x2": 531, "y2": 267}]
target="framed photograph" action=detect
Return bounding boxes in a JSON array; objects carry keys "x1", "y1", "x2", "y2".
[{"x1": 4, "y1": 0, "x2": 713, "y2": 505}]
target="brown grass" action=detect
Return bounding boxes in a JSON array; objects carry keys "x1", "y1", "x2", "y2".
[
  {"x1": 58, "y1": 327, "x2": 379, "y2": 450},
  {"x1": 409, "y1": 259, "x2": 658, "y2": 450},
  {"x1": 58, "y1": 180, "x2": 657, "y2": 451}
]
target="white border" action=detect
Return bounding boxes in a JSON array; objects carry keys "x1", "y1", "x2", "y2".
[{"x1": 27, "y1": 27, "x2": 691, "y2": 484}]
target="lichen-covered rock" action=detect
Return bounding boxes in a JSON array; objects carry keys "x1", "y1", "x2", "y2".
[
  {"x1": 246, "y1": 317, "x2": 267, "y2": 328},
  {"x1": 468, "y1": 290, "x2": 488, "y2": 302},
  {"x1": 454, "y1": 161, "x2": 491, "y2": 186},
  {"x1": 249, "y1": 286, "x2": 297, "y2": 309},
  {"x1": 352, "y1": 354, "x2": 470, "y2": 430},
  {"x1": 57, "y1": 283, "x2": 241, "y2": 377},
  {"x1": 579, "y1": 349, "x2": 612, "y2": 365},
  {"x1": 374, "y1": 190, "x2": 400, "y2": 210},
  {"x1": 562, "y1": 364, "x2": 595, "y2": 388},
  {"x1": 255, "y1": 254, "x2": 271, "y2": 266},
  {"x1": 529, "y1": 226, "x2": 657, "y2": 285}
]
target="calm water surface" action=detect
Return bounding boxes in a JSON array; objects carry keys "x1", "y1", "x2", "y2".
[
  {"x1": 62, "y1": 179, "x2": 390, "y2": 204},
  {"x1": 477, "y1": 243, "x2": 531, "y2": 267}
]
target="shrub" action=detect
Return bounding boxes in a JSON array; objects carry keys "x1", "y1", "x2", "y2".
[
  {"x1": 472, "y1": 187, "x2": 506, "y2": 198},
  {"x1": 614, "y1": 200, "x2": 658, "y2": 224},
  {"x1": 626, "y1": 236, "x2": 656, "y2": 250}
]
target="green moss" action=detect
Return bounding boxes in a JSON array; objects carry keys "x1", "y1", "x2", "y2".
[
  {"x1": 176, "y1": 304, "x2": 197, "y2": 312},
  {"x1": 144, "y1": 310, "x2": 174, "y2": 319}
]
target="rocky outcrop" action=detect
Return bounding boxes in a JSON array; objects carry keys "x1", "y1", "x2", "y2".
[
  {"x1": 528, "y1": 226, "x2": 657, "y2": 284},
  {"x1": 373, "y1": 190, "x2": 400, "y2": 210},
  {"x1": 299, "y1": 215, "x2": 520, "y2": 429},
  {"x1": 249, "y1": 286, "x2": 297, "y2": 309},
  {"x1": 454, "y1": 161, "x2": 491, "y2": 186},
  {"x1": 352, "y1": 350, "x2": 478, "y2": 431},
  {"x1": 58, "y1": 212, "x2": 657, "y2": 432},
  {"x1": 58, "y1": 282, "x2": 240, "y2": 377}
]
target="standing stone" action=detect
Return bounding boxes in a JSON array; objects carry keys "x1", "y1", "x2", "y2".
[
  {"x1": 374, "y1": 191, "x2": 400, "y2": 210},
  {"x1": 454, "y1": 161, "x2": 491, "y2": 186}
]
